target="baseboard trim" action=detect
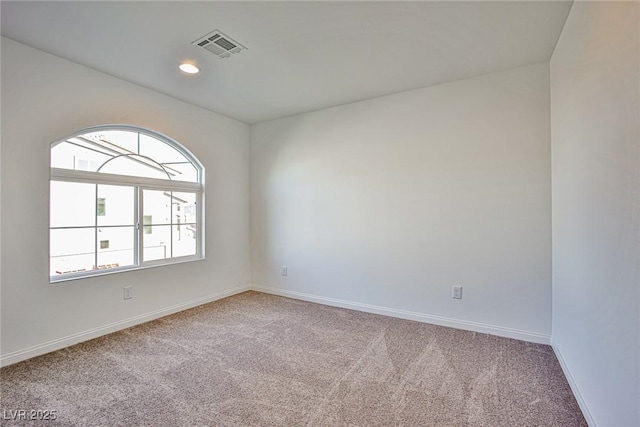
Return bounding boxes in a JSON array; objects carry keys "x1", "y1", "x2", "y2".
[
  {"x1": 0, "y1": 284, "x2": 251, "y2": 368},
  {"x1": 1, "y1": 283, "x2": 552, "y2": 367},
  {"x1": 551, "y1": 341, "x2": 596, "y2": 427},
  {"x1": 250, "y1": 285, "x2": 551, "y2": 344}
]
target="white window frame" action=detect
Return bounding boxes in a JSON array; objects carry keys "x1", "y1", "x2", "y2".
[{"x1": 49, "y1": 125, "x2": 205, "y2": 283}]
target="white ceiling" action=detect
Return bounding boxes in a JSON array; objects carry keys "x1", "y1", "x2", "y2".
[{"x1": 1, "y1": 1, "x2": 572, "y2": 124}]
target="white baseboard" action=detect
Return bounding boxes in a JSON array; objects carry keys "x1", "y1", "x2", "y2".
[
  {"x1": 1, "y1": 283, "x2": 552, "y2": 367},
  {"x1": 250, "y1": 285, "x2": 551, "y2": 345},
  {"x1": 0, "y1": 284, "x2": 251, "y2": 368},
  {"x1": 551, "y1": 341, "x2": 596, "y2": 427}
]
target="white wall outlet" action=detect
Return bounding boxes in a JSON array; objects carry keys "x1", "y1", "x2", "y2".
[
  {"x1": 123, "y1": 286, "x2": 133, "y2": 300},
  {"x1": 452, "y1": 285, "x2": 462, "y2": 299},
  {"x1": 281, "y1": 266, "x2": 288, "y2": 276}
]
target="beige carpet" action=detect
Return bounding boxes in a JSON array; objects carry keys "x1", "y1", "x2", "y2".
[{"x1": 1, "y1": 291, "x2": 586, "y2": 426}]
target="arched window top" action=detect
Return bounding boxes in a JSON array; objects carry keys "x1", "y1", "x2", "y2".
[{"x1": 51, "y1": 125, "x2": 203, "y2": 183}]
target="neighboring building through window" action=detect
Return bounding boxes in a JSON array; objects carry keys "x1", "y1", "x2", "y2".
[{"x1": 50, "y1": 125, "x2": 204, "y2": 282}]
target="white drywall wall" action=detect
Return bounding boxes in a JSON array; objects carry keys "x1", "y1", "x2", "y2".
[
  {"x1": 251, "y1": 63, "x2": 552, "y2": 341},
  {"x1": 551, "y1": 2, "x2": 640, "y2": 426},
  {"x1": 0, "y1": 38, "x2": 251, "y2": 364}
]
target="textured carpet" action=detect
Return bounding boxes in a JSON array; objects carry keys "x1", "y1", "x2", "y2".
[{"x1": 1, "y1": 291, "x2": 586, "y2": 426}]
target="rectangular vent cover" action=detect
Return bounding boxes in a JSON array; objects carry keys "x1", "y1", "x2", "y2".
[{"x1": 192, "y1": 30, "x2": 246, "y2": 59}]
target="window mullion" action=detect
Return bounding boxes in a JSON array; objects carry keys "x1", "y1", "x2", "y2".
[
  {"x1": 136, "y1": 186, "x2": 142, "y2": 266},
  {"x1": 51, "y1": 168, "x2": 201, "y2": 191},
  {"x1": 170, "y1": 191, "x2": 174, "y2": 258},
  {"x1": 94, "y1": 184, "x2": 98, "y2": 271}
]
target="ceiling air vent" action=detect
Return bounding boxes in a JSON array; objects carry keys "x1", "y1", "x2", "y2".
[{"x1": 192, "y1": 30, "x2": 246, "y2": 59}]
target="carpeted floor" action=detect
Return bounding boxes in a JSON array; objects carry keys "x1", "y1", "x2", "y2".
[{"x1": 1, "y1": 291, "x2": 586, "y2": 426}]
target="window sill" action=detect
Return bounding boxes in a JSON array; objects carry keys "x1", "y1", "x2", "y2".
[{"x1": 49, "y1": 255, "x2": 205, "y2": 283}]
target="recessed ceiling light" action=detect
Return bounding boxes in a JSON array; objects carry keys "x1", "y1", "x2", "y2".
[{"x1": 179, "y1": 63, "x2": 200, "y2": 74}]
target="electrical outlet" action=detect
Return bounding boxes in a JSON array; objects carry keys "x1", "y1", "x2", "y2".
[
  {"x1": 123, "y1": 286, "x2": 133, "y2": 300},
  {"x1": 281, "y1": 266, "x2": 288, "y2": 276},
  {"x1": 452, "y1": 285, "x2": 462, "y2": 299}
]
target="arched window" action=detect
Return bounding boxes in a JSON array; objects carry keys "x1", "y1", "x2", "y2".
[{"x1": 49, "y1": 125, "x2": 204, "y2": 282}]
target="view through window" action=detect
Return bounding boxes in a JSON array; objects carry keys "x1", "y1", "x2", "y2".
[{"x1": 50, "y1": 126, "x2": 204, "y2": 282}]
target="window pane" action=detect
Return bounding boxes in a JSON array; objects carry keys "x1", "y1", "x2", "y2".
[
  {"x1": 139, "y1": 134, "x2": 188, "y2": 164},
  {"x1": 50, "y1": 181, "x2": 96, "y2": 227},
  {"x1": 97, "y1": 185, "x2": 134, "y2": 226},
  {"x1": 51, "y1": 141, "x2": 112, "y2": 172},
  {"x1": 143, "y1": 190, "x2": 171, "y2": 224},
  {"x1": 143, "y1": 225, "x2": 171, "y2": 261},
  {"x1": 50, "y1": 228, "x2": 95, "y2": 276},
  {"x1": 161, "y1": 162, "x2": 198, "y2": 183},
  {"x1": 172, "y1": 192, "x2": 197, "y2": 224},
  {"x1": 97, "y1": 226, "x2": 134, "y2": 269},
  {"x1": 99, "y1": 155, "x2": 170, "y2": 179},
  {"x1": 173, "y1": 224, "x2": 197, "y2": 258},
  {"x1": 85, "y1": 130, "x2": 139, "y2": 154}
]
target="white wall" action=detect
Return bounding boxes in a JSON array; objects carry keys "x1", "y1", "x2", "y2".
[
  {"x1": 550, "y1": 2, "x2": 640, "y2": 426},
  {"x1": 251, "y1": 63, "x2": 552, "y2": 342},
  {"x1": 0, "y1": 38, "x2": 251, "y2": 364}
]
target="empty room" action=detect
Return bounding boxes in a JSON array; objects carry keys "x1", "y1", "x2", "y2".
[{"x1": 1, "y1": 1, "x2": 638, "y2": 426}]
